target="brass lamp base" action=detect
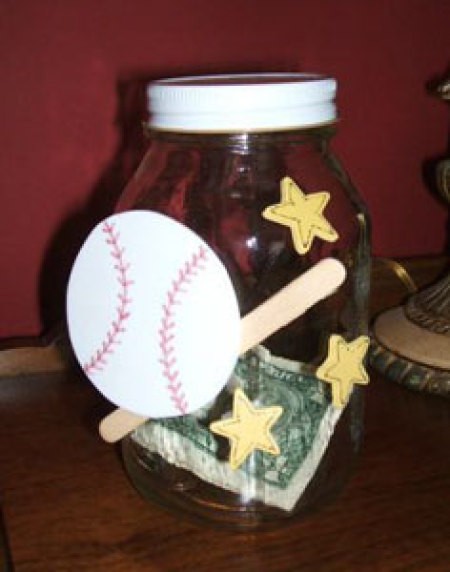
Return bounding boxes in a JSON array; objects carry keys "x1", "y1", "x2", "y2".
[
  {"x1": 371, "y1": 307, "x2": 450, "y2": 397},
  {"x1": 371, "y1": 273, "x2": 450, "y2": 397},
  {"x1": 371, "y1": 75, "x2": 450, "y2": 397}
]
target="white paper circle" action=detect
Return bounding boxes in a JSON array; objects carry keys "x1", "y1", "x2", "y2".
[{"x1": 66, "y1": 210, "x2": 241, "y2": 418}]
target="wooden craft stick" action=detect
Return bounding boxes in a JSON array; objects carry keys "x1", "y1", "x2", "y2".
[
  {"x1": 99, "y1": 258, "x2": 346, "y2": 443},
  {"x1": 239, "y1": 257, "x2": 345, "y2": 354},
  {"x1": 100, "y1": 408, "x2": 148, "y2": 444}
]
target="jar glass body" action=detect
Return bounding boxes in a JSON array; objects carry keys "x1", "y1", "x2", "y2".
[{"x1": 118, "y1": 125, "x2": 370, "y2": 529}]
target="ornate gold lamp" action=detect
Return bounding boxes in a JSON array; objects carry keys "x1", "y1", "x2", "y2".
[{"x1": 371, "y1": 78, "x2": 450, "y2": 397}]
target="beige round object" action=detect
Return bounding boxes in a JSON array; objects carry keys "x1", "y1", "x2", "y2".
[{"x1": 373, "y1": 307, "x2": 450, "y2": 370}]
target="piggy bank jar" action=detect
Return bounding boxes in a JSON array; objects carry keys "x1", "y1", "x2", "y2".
[{"x1": 118, "y1": 74, "x2": 371, "y2": 529}]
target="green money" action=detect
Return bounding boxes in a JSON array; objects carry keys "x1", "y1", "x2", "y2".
[{"x1": 133, "y1": 346, "x2": 342, "y2": 511}]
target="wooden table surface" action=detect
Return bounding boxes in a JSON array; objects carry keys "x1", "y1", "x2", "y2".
[{"x1": 0, "y1": 364, "x2": 449, "y2": 572}]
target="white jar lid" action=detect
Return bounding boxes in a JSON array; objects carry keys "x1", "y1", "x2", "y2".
[{"x1": 147, "y1": 73, "x2": 337, "y2": 132}]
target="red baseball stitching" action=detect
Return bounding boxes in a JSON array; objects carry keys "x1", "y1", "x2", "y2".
[
  {"x1": 83, "y1": 221, "x2": 133, "y2": 375},
  {"x1": 159, "y1": 245, "x2": 208, "y2": 414}
]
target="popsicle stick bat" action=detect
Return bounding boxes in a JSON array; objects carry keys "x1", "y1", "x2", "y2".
[{"x1": 99, "y1": 257, "x2": 346, "y2": 442}]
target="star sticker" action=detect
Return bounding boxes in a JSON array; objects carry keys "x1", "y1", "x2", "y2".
[
  {"x1": 209, "y1": 388, "x2": 283, "y2": 470},
  {"x1": 262, "y1": 176, "x2": 338, "y2": 255},
  {"x1": 316, "y1": 334, "x2": 370, "y2": 408}
]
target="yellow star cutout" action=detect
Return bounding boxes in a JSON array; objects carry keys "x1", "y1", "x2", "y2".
[
  {"x1": 316, "y1": 335, "x2": 370, "y2": 408},
  {"x1": 209, "y1": 388, "x2": 283, "y2": 470},
  {"x1": 262, "y1": 176, "x2": 339, "y2": 255}
]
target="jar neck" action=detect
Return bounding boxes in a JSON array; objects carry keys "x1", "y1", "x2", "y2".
[{"x1": 146, "y1": 124, "x2": 337, "y2": 154}]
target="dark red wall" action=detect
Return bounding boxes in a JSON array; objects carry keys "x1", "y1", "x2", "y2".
[{"x1": 1, "y1": 0, "x2": 449, "y2": 338}]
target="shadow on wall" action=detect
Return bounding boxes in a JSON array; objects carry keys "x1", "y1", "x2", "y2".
[{"x1": 38, "y1": 74, "x2": 151, "y2": 333}]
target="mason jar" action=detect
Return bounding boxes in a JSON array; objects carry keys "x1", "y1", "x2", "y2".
[{"x1": 118, "y1": 73, "x2": 371, "y2": 529}]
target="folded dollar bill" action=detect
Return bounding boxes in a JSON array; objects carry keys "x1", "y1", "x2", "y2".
[{"x1": 133, "y1": 346, "x2": 342, "y2": 511}]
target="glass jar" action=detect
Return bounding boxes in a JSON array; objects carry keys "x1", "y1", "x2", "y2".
[{"x1": 118, "y1": 73, "x2": 371, "y2": 529}]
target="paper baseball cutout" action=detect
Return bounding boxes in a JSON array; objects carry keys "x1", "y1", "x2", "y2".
[{"x1": 67, "y1": 210, "x2": 241, "y2": 418}]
